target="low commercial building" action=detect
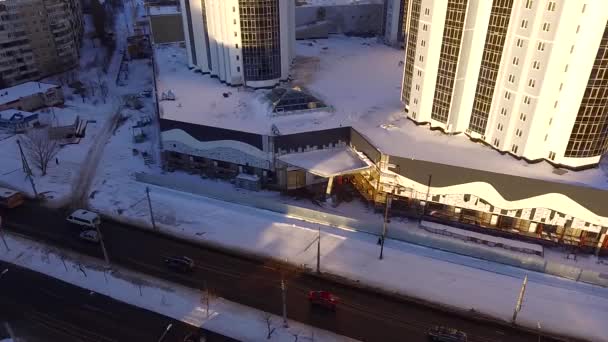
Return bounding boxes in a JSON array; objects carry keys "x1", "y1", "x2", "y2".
[{"x1": 0, "y1": 82, "x2": 64, "y2": 112}]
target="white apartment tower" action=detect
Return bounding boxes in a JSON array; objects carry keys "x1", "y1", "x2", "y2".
[
  {"x1": 401, "y1": 0, "x2": 608, "y2": 169},
  {"x1": 180, "y1": 0, "x2": 295, "y2": 88}
]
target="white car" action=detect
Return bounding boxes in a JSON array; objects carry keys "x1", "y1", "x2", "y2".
[{"x1": 79, "y1": 230, "x2": 100, "y2": 243}]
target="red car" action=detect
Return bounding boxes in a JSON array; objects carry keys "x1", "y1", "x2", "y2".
[{"x1": 308, "y1": 291, "x2": 338, "y2": 311}]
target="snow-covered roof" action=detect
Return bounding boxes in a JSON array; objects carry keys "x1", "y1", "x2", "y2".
[
  {"x1": 148, "y1": 5, "x2": 179, "y2": 16},
  {"x1": 278, "y1": 147, "x2": 371, "y2": 178},
  {"x1": 0, "y1": 82, "x2": 59, "y2": 106},
  {"x1": 0, "y1": 109, "x2": 37, "y2": 121},
  {"x1": 154, "y1": 37, "x2": 608, "y2": 191}
]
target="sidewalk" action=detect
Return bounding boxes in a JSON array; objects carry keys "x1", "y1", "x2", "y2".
[{"x1": 90, "y1": 182, "x2": 608, "y2": 342}]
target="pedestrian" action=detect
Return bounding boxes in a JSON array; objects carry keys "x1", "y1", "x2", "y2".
[
  {"x1": 55, "y1": 157, "x2": 59, "y2": 165},
  {"x1": 377, "y1": 237, "x2": 382, "y2": 245}
]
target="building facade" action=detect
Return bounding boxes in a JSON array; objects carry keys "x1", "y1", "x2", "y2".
[
  {"x1": 179, "y1": 0, "x2": 295, "y2": 88},
  {"x1": 383, "y1": 0, "x2": 407, "y2": 47},
  {"x1": 0, "y1": 0, "x2": 84, "y2": 87},
  {"x1": 401, "y1": 0, "x2": 608, "y2": 169}
]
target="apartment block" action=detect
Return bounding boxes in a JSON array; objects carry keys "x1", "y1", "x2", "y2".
[
  {"x1": 0, "y1": 0, "x2": 83, "y2": 87},
  {"x1": 401, "y1": 0, "x2": 608, "y2": 169},
  {"x1": 180, "y1": 0, "x2": 295, "y2": 88}
]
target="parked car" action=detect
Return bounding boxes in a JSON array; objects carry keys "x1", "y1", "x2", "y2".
[
  {"x1": 164, "y1": 256, "x2": 195, "y2": 272},
  {"x1": 308, "y1": 291, "x2": 338, "y2": 311},
  {"x1": 79, "y1": 230, "x2": 100, "y2": 243},
  {"x1": 427, "y1": 326, "x2": 467, "y2": 342},
  {"x1": 67, "y1": 209, "x2": 101, "y2": 229}
]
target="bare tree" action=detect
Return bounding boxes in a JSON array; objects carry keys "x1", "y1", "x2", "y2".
[
  {"x1": 22, "y1": 128, "x2": 61, "y2": 176},
  {"x1": 262, "y1": 314, "x2": 275, "y2": 339}
]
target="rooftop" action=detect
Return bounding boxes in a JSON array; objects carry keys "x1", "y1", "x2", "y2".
[
  {"x1": 148, "y1": 5, "x2": 179, "y2": 16},
  {"x1": 278, "y1": 147, "x2": 371, "y2": 178},
  {"x1": 0, "y1": 82, "x2": 59, "y2": 106},
  {"x1": 0, "y1": 109, "x2": 37, "y2": 121},
  {"x1": 155, "y1": 36, "x2": 608, "y2": 191},
  {"x1": 297, "y1": 0, "x2": 383, "y2": 6}
]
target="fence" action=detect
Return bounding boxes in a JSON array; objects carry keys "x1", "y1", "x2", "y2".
[{"x1": 135, "y1": 172, "x2": 608, "y2": 288}]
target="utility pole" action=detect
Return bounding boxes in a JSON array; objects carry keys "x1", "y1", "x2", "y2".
[
  {"x1": 512, "y1": 274, "x2": 528, "y2": 323},
  {"x1": 419, "y1": 174, "x2": 432, "y2": 224},
  {"x1": 379, "y1": 193, "x2": 392, "y2": 260},
  {"x1": 0, "y1": 217, "x2": 9, "y2": 251},
  {"x1": 16, "y1": 139, "x2": 38, "y2": 198},
  {"x1": 96, "y1": 224, "x2": 111, "y2": 269},
  {"x1": 316, "y1": 226, "x2": 321, "y2": 274},
  {"x1": 281, "y1": 276, "x2": 288, "y2": 328},
  {"x1": 146, "y1": 187, "x2": 157, "y2": 230},
  {"x1": 157, "y1": 323, "x2": 172, "y2": 342}
]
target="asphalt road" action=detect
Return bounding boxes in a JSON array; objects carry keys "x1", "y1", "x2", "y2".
[
  {"x1": 0, "y1": 203, "x2": 578, "y2": 342},
  {"x1": 0, "y1": 260, "x2": 234, "y2": 342}
]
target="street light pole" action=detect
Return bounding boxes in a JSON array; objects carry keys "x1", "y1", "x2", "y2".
[
  {"x1": 281, "y1": 276, "x2": 288, "y2": 328},
  {"x1": 316, "y1": 226, "x2": 321, "y2": 274},
  {"x1": 380, "y1": 193, "x2": 392, "y2": 260},
  {"x1": 157, "y1": 323, "x2": 172, "y2": 342},
  {"x1": 146, "y1": 187, "x2": 157, "y2": 230},
  {"x1": 95, "y1": 224, "x2": 111, "y2": 269}
]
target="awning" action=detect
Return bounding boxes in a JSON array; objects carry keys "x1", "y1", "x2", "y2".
[{"x1": 278, "y1": 147, "x2": 372, "y2": 178}]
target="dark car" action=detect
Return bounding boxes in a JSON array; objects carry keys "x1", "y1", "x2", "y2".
[
  {"x1": 308, "y1": 290, "x2": 338, "y2": 311},
  {"x1": 427, "y1": 326, "x2": 467, "y2": 342},
  {"x1": 164, "y1": 256, "x2": 195, "y2": 272}
]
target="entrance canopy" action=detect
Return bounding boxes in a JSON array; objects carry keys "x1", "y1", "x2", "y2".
[{"x1": 278, "y1": 147, "x2": 372, "y2": 178}]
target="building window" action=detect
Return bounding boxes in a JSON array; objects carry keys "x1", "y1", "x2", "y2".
[
  {"x1": 564, "y1": 64, "x2": 568, "y2": 72},
  {"x1": 515, "y1": 129, "x2": 523, "y2": 137},
  {"x1": 236, "y1": 55, "x2": 240, "y2": 61},
  {"x1": 582, "y1": 4, "x2": 586, "y2": 13},
  {"x1": 417, "y1": 70, "x2": 422, "y2": 76},
  {"x1": 537, "y1": 42, "x2": 545, "y2": 51},
  {"x1": 570, "y1": 45, "x2": 575, "y2": 53},
  {"x1": 425, "y1": 8, "x2": 430, "y2": 15},
  {"x1": 511, "y1": 144, "x2": 519, "y2": 153},
  {"x1": 547, "y1": 2, "x2": 556, "y2": 11},
  {"x1": 559, "y1": 83, "x2": 563, "y2": 91},
  {"x1": 554, "y1": 100, "x2": 558, "y2": 108},
  {"x1": 421, "y1": 40, "x2": 426, "y2": 47},
  {"x1": 497, "y1": 123, "x2": 503, "y2": 131},
  {"x1": 516, "y1": 39, "x2": 523, "y2": 47},
  {"x1": 524, "y1": 96, "x2": 530, "y2": 105},
  {"x1": 423, "y1": 24, "x2": 428, "y2": 31},
  {"x1": 419, "y1": 55, "x2": 424, "y2": 62},
  {"x1": 501, "y1": 107, "x2": 507, "y2": 115},
  {"x1": 415, "y1": 84, "x2": 420, "y2": 91},
  {"x1": 521, "y1": 19, "x2": 528, "y2": 28},
  {"x1": 545, "y1": 134, "x2": 548, "y2": 141},
  {"x1": 549, "y1": 117, "x2": 553, "y2": 125},
  {"x1": 505, "y1": 91, "x2": 511, "y2": 100},
  {"x1": 548, "y1": 151, "x2": 556, "y2": 160},
  {"x1": 233, "y1": 6, "x2": 236, "y2": 12},
  {"x1": 234, "y1": 32, "x2": 237, "y2": 37},
  {"x1": 576, "y1": 25, "x2": 580, "y2": 33},
  {"x1": 525, "y1": 0, "x2": 533, "y2": 9},
  {"x1": 508, "y1": 74, "x2": 515, "y2": 83},
  {"x1": 520, "y1": 113, "x2": 527, "y2": 121},
  {"x1": 237, "y1": 66, "x2": 240, "y2": 72},
  {"x1": 528, "y1": 79, "x2": 535, "y2": 88},
  {"x1": 513, "y1": 57, "x2": 519, "y2": 65},
  {"x1": 542, "y1": 23, "x2": 550, "y2": 31},
  {"x1": 234, "y1": 19, "x2": 237, "y2": 25},
  {"x1": 532, "y1": 60, "x2": 540, "y2": 69},
  {"x1": 235, "y1": 44, "x2": 239, "y2": 49}
]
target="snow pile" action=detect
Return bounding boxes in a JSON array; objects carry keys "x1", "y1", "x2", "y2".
[{"x1": 0, "y1": 234, "x2": 356, "y2": 342}]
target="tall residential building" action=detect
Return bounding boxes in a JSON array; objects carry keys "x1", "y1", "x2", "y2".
[
  {"x1": 180, "y1": 0, "x2": 295, "y2": 88},
  {"x1": 0, "y1": 0, "x2": 84, "y2": 87},
  {"x1": 401, "y1": 0, "x2": 608, "y2": 169},
  {"x1": 383, "y1": 0, "x2": 407, "y2": 47}
]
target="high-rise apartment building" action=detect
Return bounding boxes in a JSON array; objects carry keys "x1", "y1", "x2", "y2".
[
  {"x1": 0, "y1": 0, "x2": 84, "y2": 87},
  {"x1": 383, "y1": 0, "x2": 408, "y2": 47},
  {"x1": 401, "y1": 0, "x2": 608, "y2": 169},
  {"x1": 180, "y1": 0, "x2": 295, "y2": 88}
]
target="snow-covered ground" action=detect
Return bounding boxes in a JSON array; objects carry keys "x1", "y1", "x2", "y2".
[
  {"x1": 87, "y1": 177, "x2": 608, "y2": 342},
  {"x1": 0, "y1": 233, "x2": 355, "y2": 342}
]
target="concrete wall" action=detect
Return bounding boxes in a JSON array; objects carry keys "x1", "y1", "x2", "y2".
[
  {"x1": 150, "y1": 15, "x2": 185, "y2": 44},
  {"x1": 296, "y1": 4, "x2": 383, "y2": 36}
]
